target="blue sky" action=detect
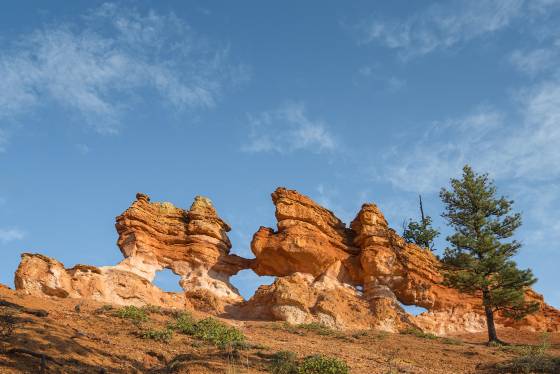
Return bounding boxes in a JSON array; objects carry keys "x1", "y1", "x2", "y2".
[{"x1": 1, "y1": 1, "x2": 559, "y2": 309}]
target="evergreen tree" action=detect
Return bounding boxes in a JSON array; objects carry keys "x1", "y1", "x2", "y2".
[
  {"x1": 439, "y1": 165, "x2": 539, "y2": 344},
  {"x1": 403, "y1": 195, "x2": 440, "y2": 250}
]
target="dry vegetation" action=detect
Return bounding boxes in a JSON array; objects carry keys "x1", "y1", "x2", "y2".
[{"x1": 0, "y1": 287, "x2": 559, "y2": 374}]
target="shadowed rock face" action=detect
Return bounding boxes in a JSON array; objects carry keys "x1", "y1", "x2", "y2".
[{"x1": 13, "y1": 188, "x2": 560, "y2": 335}]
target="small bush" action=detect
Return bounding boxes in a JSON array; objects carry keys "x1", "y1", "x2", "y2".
[
  {"x1": 192, "y1": 317, "x2": 245, "y2": 349},
  {"x1": 297, "y1": 323, "x2": 334, "y2": 336},
  {"x1": 298, "y1": 355, "x2": 349, "y2": 374},
  {"x1": 494, "y1": 334, "x2": 560, "y2": 373},
  {"x1": 495, "y1": 355, "x2": 560, "y2": 373},
  {"x1": 115, "y1": 306, "x2": 148, "y2": 323},
  {"x1": 169, "y1": 312, "x2": 196, "y2": 334},
  {"x1": 401, "y1": 327, "x2": 437, "y2": 340},
  {"x1": 270, "y1": 351, "x2": 298, "y2": 374},
  {"x1": 268, "y1": 322, "x2": 298, "y2": 334},
  {"x1": 169, "y1": 314, "x2": 245, "y2": 349},
  {"x1": 140, "y1": 328, "x2": 173, "y2": 343}
]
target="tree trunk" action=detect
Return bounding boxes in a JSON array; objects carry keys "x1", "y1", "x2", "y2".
[
  {"x1": 484, "y1": 304, "x2": 499, "y2": 343},
  {"x1": 482, "y1": 290, "x2": 500, "y2": 343}
]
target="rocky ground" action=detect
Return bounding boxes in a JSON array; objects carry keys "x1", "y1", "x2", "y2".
[{"x1": 1, "y1": 286, "x2": 559, "y2": 374}]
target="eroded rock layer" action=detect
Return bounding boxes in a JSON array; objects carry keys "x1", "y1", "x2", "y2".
[
  {"x1": 114, "y1": 193, "x2": 250, "y2": 308},
  {"x1": 15, "y1": 253, "x2": 186, "y2": 308},
  {"x1": 13, "y1": 188, "x2": 560, "y2": 335}
]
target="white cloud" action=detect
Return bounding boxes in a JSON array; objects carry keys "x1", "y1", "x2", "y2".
[
  {"x1": 388, "y1": 82, "x2": 560, "y2": 191},
  {"x1": 384, "y1": 79, "x2": 560, "y2": 253},
  {"x1": 0, "y1": 3, "x2": 242, "y2": 136},
  {"x1": 386, "y1": 79, "x2": 560, "y2": 192},
  {"x1": 385, "y1": 107, "x2": 506, "y2": 192},
  {"x1": 513, "y1": 183, "x2": 560, "y2": 247},
  {"x1": 0, "y1": 228, "x2": 25, "y2": 243},
  {"x1": 388, "y1": 82, "x2": 560, "y2": 192},
  {"x1": 359, "y1": 0, "x2": 533, "y2": 58},
  {"x1": 357, "y1": 66, "x2": 406, "y2": 92},
  {"x1": 242, "y1": 102, "x2": 337, "y2": 154},
  {"x1": 510, "y1": 48, "x2": 558, "y2": 75}
]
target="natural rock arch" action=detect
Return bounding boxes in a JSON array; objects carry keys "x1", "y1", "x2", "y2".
[{"x1": 14, "y1": 188, "x2": 560, "y2": 335}]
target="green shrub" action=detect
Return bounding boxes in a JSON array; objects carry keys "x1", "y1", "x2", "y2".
[
  {"x1": 192, "y1": 317, "x2": 245, "y2": 349},
  {"x1": 494, "y1": 334, "x2": 560, "y2": 373},
  {"x1": 140, "y1": 328, "x2": 173, "y2": 343},
  {"x1": 401, "y1": 327, "x2": 437, "y2": 340},
  {"x1": 169, "y1": 312, "x2": 196, "y2": 333},
  {"x1": 114, "y1": 305, "x2": 148, "y2": 323},
  {"x1": 298, "y1": 355, "x2": 349, "y2": 374},
  {"x1": 495, "y1": 355, "x2": 560, "y2": 373},
  {"x1": 270, "y1": 351, "x2": 299, "y2": 374},
  {"x1": 170, "y1": 314, "x2": 245, "y2": 349},
  {"x1": 297, "y1": 323, "x2": 334, "y2": 336}
]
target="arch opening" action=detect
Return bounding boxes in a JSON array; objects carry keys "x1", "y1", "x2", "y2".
[
  {"x1": 397, "y1": 300, "x2": 429, "y2": 316},
  {"x1": 230, "y1": 269, "x2": 276, "y2": 300},
  {"x1": 152, "y1": 268, "x2": 183, "y2": 292}
]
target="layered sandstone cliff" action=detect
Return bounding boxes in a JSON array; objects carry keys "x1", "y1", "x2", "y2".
[{"x1": 13, "y1": 188, "x2": 560, "y2": 335}]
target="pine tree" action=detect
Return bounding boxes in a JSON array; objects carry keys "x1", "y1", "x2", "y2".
[
  {"x1": 403, "y1": 195, "x2": 440, "y2": 250},
  {"x1": 439, "y1": 165, "x2": 539, "y2": 344}
]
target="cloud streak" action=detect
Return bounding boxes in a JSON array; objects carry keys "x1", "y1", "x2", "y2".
[
  {"x1": 0, "y1": 228, "x2": 25, "y2": 244},
  {"x1": 242, "y1": 102, "x2": 337, "y2": 154},
  {"x1": 357, "y1": 0, "x2": 555, "y2": 58},
  {"x1": 386, "y1": 79, "x2": 560, "y2": 192},
  {"x1": 0, "y1": 3, "x2": 244, "y2": 136}
]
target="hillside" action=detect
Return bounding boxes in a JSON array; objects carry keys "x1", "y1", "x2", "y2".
[
  {"x1": 4, "y1": 188, "x2": 560, "y2": 373},
  {"x1": 1, "y1": 286, "x2": 559, "y2": 373}
]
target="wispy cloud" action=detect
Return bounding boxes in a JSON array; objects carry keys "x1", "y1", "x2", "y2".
[
  {"x1": 75, "y1": 144, "x2": 91, "y2": 155},
  {"x1": 386, "y1": 81, "x2": 560, "y2": 192},
  {"x1": 509, "y1": 48, "x2": 558, "y2": 76},
  {"x1": 0, "y1": 3, "x2": 244, "y2": 137},
  {"x1": 385, "y1": 106, "x2": 506, "y2": 192},
  {"x1": 0, "y1": 228, "x2": 25, "y2": 244},
  {"x1": 242, "y1": 102, "x2": 337, "y2": 154},
  {"x1": 357, "y1": 0, "x2": 545, "y2": 58},
  {"x1": 357, "y1": 66, "x2": 406, "y2": 92},
  {"x1": 383, "y1": 79, "x2": 560, "y2": 252}
]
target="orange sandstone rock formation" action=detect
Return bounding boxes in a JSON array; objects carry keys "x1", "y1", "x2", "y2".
[
  {"x1": 13, "y1": 188, "x2": 560, "y2": 335},
  {"x1": 14, "y1": 253, "x2": 186, "y2": 308},
  {"x1": 16, "y1": 193, "x2": 249, "y2": 312},
  {"x1": 114, "y1": 193, "x2": 250, "y2": 309}
]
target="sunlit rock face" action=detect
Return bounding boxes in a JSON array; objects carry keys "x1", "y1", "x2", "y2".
[
  {"x1": 251, "y1": 187, "x2": 361, "y2": 283},
  {"x1": 14, "y1": 253, "x2": 187, "y2": 308},
  {"x1": 115, "y1": 193, "x2": 250, "y2": 310},
  {"x1": 13, "y1": 188, "x2": 560, "y2": 334},
  {"x1": 15, "y1": 193, "x2": 250, "y2": 312}
]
